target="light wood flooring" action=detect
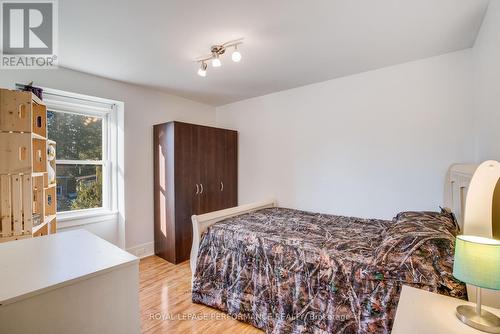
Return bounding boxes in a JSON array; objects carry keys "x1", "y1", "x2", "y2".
[{"x1": 140, "y1": 255, "x2": 262, "y2": 334}]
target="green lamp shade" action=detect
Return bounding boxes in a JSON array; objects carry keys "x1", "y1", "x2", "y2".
[{"x1": 453, "y1": 235, "x2": 500, "y2": 290}]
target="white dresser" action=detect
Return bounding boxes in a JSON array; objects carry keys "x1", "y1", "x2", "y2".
[{"x1": 0, "y1": 229, "x2": 140, "y2": 334}]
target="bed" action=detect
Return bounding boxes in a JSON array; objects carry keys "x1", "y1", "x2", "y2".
[{"x1": 189, "y1": 163, "x2": 497, "y2": 333}]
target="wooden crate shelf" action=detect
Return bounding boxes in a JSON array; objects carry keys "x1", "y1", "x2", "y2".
[
  {"x1": 32, "y1": 222, "x2": 48, "y2": 237},
  {"x1": 0, "y1": 89, "x2": 47, "y2": 137},
  {"x1": 0, "y1": 132, "x2": 32, "y2": 174},
  {"x1": 33, "y1": 175, "x2": 45, "y2": 220},
  {"x1": 32, "y1": 132, "x2": 46, "y2": 140},
  {"x1": 32, "y1": 138, "x2": 47, "y2": 173},
  {"x1": 0, "y1": 134, "x2": 49, "y2": 175},
  {"x1": 0, "y1": 88, "x2": 57, "y2": 243},
  {"x1": 32, "y1": 100, "x2": 47, "y2": 138},
  {"x1": 44, "y1": 185, "x2": 56, "y2": 216},
  {"x1": 0, "y1": 174, "x2": 33, "y2": 237},
  {"x1": 32, "y1": 214, "x2": 56, "y2": 236}
]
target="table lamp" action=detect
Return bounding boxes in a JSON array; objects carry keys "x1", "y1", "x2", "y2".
[{"x1": 453, "y1": 235, "x2": 500, "y2": 333}]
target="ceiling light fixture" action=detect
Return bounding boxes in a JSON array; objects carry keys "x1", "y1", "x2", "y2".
[
  {"x1": 231, "y1": 45, "x2": 242, "y2": 62},
  {"x1": 197, "y1": 61, "x2": 207, "y2": 77},
  {"x1": 212, "y1": 54, "x2": 222, "y2": 68},
  {"x1": 195, "y1": 38, "x2": 243, "y2": 77}
]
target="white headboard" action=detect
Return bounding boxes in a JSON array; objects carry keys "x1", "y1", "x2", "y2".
[
  {"x1": 445, "y1": 161, "x2": 500, "y2": 308},
  {"x1": 444, "y1": 163, "x2": 478, "y2": 232}
]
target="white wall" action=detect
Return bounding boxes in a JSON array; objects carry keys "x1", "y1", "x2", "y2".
[
  {"x1": 217, "y1": 50, "x2": 475, "y2": 219},
  {"x1": 471, "y1": 1, "x2": 500, "y2": 307},
  {"x1": 0, "y1": 68, "x2": 215, "y2": 252},
  {"x1": 473, "y1": 0, "x2": 500, "y2": 162},
  {"x1": 0, "y1": 35, "x2": 489, "y2": 253}
]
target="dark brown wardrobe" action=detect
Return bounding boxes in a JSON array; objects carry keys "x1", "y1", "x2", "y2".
[{"x1": 153, "y1": 121, "x2": 238, "y2": 264}]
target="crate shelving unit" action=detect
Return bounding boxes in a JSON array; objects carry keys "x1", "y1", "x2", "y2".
[{"x1": 0, "y1": 88, "x2": 57, "y2": 242}]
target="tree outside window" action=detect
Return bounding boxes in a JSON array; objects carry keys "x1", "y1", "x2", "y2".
[{"x1": 47, "y1": 111, "x2": 103, "y2": 212}]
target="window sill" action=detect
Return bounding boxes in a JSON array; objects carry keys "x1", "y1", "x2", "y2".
[{"x1": 57, "y1": 209, "x2": 118, "y2": 229}]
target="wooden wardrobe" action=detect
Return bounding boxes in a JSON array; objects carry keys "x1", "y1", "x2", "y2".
[{"x1": 153, "y1": 121, "x2": 237, "y2": 264}]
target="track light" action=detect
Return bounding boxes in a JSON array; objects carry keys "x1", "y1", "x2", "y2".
[
  {"x1": 231, "y1": 45, "x2": 241, "y2": 62},
  {"x1": 194, "y1": 38, "x2": 243, "y2": 76},
  {"x1": 212, "y1": 55, "x2": 221, "y2": 67},
  {"x1": 197, "y1": 62, "x2": 207, "y2": 77}
]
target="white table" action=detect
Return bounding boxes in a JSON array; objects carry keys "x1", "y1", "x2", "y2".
[
  {"x1": 392, "y1": 285, "x2": 500, "y2": 334},
  {"x1": 0, "y1": 229, "x2": 140, "y2": 334}
]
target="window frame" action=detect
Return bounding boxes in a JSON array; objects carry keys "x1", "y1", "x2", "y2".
[
  {"x1": 49, "y1": 109, "x2": 108, "y2": 212},
  {"x1": 42, "y1": 88, "x2": 123, "y2": 228}
]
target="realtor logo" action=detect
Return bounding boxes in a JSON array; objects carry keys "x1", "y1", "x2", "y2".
[{"x1": 1, "y1": 0, "x2": 58, "y2": 68}]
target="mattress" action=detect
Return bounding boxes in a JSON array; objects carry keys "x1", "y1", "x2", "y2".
[{"x1": 192, "y1": 207, "x2": 466, "y2": 334}]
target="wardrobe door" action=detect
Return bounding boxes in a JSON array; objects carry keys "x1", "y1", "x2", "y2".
[
  {"x1": 215, "y1": 129, "x2": 238, "y2": 210},
  {"x1": 197, "y1": 125, "x2": 217, "y2": 214},
  {"x1": 174, "y1": 122, "x2": 200, "y2": 263},
  {"x1": 213, "y1": 128, "x2": 226, "y2": 211},
  {"x1": 153, "y1": 123, "x2": 175, "y2": 263},
  {"x1": 224, "y1": 130, "x2": 238, "y2": 208}
]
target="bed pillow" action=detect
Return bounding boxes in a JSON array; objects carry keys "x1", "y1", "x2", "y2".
[
  {"x1": 392, "y1": 209, "x2": 460, "y2": 235},
  {"x1": 371, "y1": 210, "x2": 464, "y2": 292}
]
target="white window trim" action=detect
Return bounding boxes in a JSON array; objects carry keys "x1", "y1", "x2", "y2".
[{"x1": 42, "y1": 87, "x2": 125, "y2": 231}]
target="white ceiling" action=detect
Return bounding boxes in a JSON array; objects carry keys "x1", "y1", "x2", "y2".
[{"x1": 59, "y1": 0, "x2": 489, "y2": 106}]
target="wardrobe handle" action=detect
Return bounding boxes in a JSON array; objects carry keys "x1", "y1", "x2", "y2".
[
  {"x1": 200, "y1": 183, "x2": 204, "y2": 194},
  {"x1": 220, "y1": 181, "x2": 224, "y2": 192},
  {"x1": 195, "y1": 184, "x2": 199, "y2": 195}
]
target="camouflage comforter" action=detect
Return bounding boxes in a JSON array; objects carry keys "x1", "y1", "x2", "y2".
[{"x1": 192, "y1": 207, "x2": 466, "y2": 333}]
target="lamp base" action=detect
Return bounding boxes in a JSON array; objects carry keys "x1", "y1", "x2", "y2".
[{"x1": 456, "y1": 305, "x2": 500, "y2": 333}]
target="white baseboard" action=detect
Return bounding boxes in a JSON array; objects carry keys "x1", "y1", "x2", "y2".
[{"x1": 126, "y1": 241, "x2": 154, "y2": 259}]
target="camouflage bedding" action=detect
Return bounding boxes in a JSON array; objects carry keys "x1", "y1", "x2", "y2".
[{"x1": 192, "y1": 207, "x2": 466, "y2": 334}]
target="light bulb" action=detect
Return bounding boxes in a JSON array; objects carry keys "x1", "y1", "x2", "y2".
[
  {"x1": 232, "y1": 48, "x2": 242, "y2": 62},
  {"x1": 197, "y1": 62, "x2": 207, "y2": 77},
  {"x1": 212, "y1": 57, "x2": 221, "y2": 67},
  {"x1": 197, "y1": 68, "x2": 206, "y2": 77}
]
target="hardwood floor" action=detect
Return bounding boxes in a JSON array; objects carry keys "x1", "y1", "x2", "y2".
[{"x1": 140, "y1": 255, "x2": 263, "y2": 334}]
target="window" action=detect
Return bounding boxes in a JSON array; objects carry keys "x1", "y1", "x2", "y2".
[
  {"x1": 42, "y1": 88, "x2": 122, "y2": 224},
  {"x1": 48, "y1": 111, "x2": 104, "y2": 211}
]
